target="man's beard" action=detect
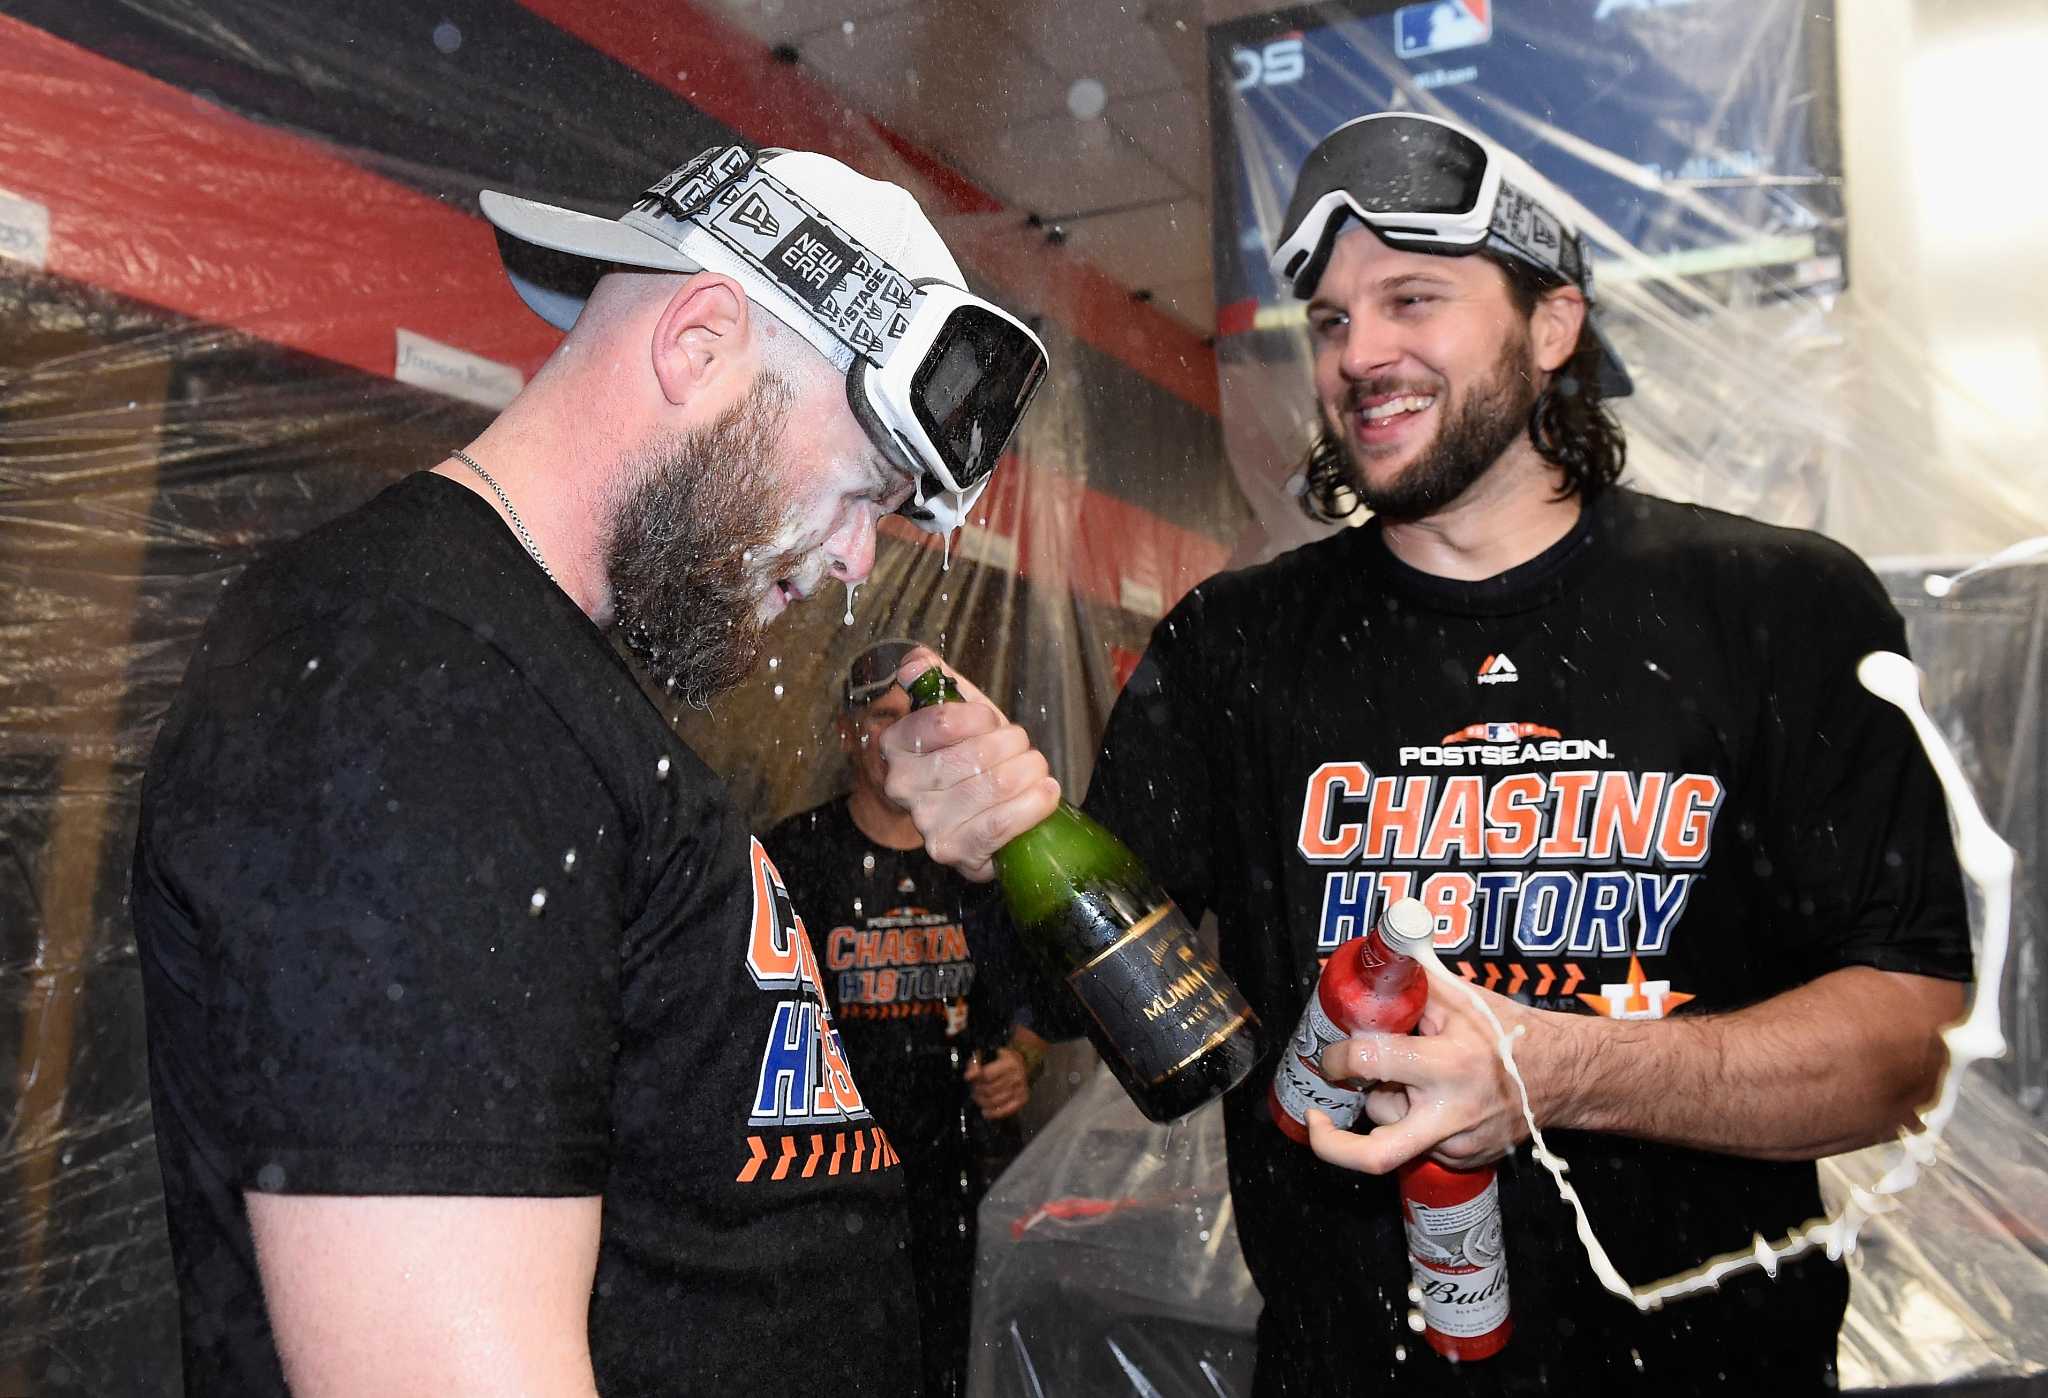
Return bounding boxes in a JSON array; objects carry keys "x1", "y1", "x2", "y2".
[
  {"x1": 1330, "y1": 325, "x2": 1540, "y2": 522},
  {"x1": 604, "y1": 372, "x2": 801, "y2": 709}
]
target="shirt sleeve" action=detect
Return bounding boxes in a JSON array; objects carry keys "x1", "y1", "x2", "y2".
[
  {"x1": 158, "y1": 599, "x2": 624, "y2": 1196},
  {"x1": 1082, "y1": 590, "x2": 1232, "y2": 926},
  {"x1": 1759, "y1": 543, "x2": 1973, "y2": 986}
]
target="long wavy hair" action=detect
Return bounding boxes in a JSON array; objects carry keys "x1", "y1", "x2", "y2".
[{"x1": 1297, "y1": 251, "x2": 1627, "y2": 524}]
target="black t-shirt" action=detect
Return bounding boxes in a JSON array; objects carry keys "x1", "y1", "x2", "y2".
[
  {"x1": 1082, "y1": 488, "x2": 1970, "y2": 1397},
  {"x1": 131, "y1": 472, "x2": 917, "y2": 1397},
  {"x1": 763, "y1": 795, "x2": 1024, "y2": 1162}
]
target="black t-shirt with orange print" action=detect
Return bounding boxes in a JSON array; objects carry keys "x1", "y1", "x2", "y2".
[
  {"x1": 1084, "y1": 487, "x2": 1971, "y2": 1398},
  {"x1": 133, "y1": 472, "x2": 915, "y2": 1397}
]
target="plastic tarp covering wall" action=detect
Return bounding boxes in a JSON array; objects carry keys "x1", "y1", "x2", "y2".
[{"x1": 1, "y1": 2, "x2": 2044, "y2": 1397}]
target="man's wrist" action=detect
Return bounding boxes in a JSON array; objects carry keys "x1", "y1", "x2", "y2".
[{"x1": 1008, "y1": 1036, "x2": 1046, "y2": 1084}]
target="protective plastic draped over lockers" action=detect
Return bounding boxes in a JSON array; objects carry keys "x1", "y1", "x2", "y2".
[{"x1": 0, "y1": 1, "x2": 2043, "y2": 1395}]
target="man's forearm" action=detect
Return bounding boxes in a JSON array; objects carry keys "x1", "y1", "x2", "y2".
[{"x1": 1534, "y1": 967, "x2": 1963, "y2": 1160}]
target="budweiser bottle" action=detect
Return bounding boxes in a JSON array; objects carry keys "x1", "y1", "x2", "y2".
[
  {"x1": 1401, "y1": 1159, "x2": 1512, "y2": 1360},
  {"x1": 1269, "y1": 895, "x2": 1513, "y2": 1360},
  {"x1": 1268, "y1": 897, "x2": 1432, "y2": 1143}
]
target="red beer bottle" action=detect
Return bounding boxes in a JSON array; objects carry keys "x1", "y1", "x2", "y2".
[
  {"x1": 1269, "y1": 895, "x2": 1514, "y2": 1361},
  {"x1": 1400, "y1": 1158, "x2": 1512, "y2": 1360},
  {"x1": 1268, "y1": 897, "x2": 1433, "y2": 1144}
]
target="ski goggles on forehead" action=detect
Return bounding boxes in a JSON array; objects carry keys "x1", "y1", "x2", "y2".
[
  {"x1": 630, "y1": 147, "x2": 1048, "y2": 535},
  {"x1": 1270, "y1": 113, "x2": 1588, "y2": 300}
]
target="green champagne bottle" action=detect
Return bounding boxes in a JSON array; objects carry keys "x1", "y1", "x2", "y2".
[{"x1": 905, "y1": 667, "x2": 1263, "y2": 1122}]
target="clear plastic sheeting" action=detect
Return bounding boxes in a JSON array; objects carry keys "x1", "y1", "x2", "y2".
[
  {"x1": 969, "y1": 1072, "x2": 1257, "y2": 1398},
  {"x1": 2, "y1": 0, "x2": 2046, "y2": 1393},
  {"x1": 1206, "y1": 0, "x2": 2048, "y2": 565},
  {"x1": 1882, "y1": 559, "x2": 2048, "y2": 1123},
  {"x1": 976, "y1": 1067, "x2": 2048, "y2": 1398},
  {"x1": 1829, "y1": 1073, "x2": 2048, "y2": 1390}
]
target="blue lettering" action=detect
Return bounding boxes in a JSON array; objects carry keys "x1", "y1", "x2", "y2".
[
  {"x1": 1514, "y1": 872, "x2": 1578, "y2": 955},
  {"x1": 1318, "y1": 871, "x2": 1377, "y2": 951},
  {"x1": 749, "y1": 1000, "x2": 816, "y2": 1124},
  {"x1": 1635, "y1": 873, "x2": 1694, "y2": 955},
  {"x1": 1569, "y1": 871, "x2": 1635, "y2": 954},
  {"x1": 1474, "y1": 871, "x2": 1521, "y2": 955}
]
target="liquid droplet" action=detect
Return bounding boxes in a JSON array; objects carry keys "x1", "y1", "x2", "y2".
[
  {"x1": 768, "y1": 656, "x2": 780, "y2": 670},
  {"x1": 843, "y1": 581, "x2": 858, "y2": 626},
  {"x1": 655, "y1": 756, "x2": 671, "y2": 781},
  {"x1": 529, "y1": 889, "x2": 548, "y2": 917},
  {"x1": 562, "y1": 849, "x2": 578, "y2": 874},
  {"x1": 862, "y1": 854, "x2": 876, "y2": 872},
  {"x1": 773, "y1": 683, "x2": 785, "y2": 699}
]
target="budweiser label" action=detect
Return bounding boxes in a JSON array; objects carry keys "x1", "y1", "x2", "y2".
[
  {"x1": 1272, "y1": 993, "x2": 1363, "y2": 1128},
  {"x1": 1068, "y1": 903, "x2": 1252, "y2": 1085},
  {"x1": 1404, "y1": 1177, "x2": 1511, "y2": 1339}
]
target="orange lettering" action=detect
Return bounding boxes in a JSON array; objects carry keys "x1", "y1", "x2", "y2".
[{"x1": 1298, "y1": 761, "x2": 1369, "y2": 862}]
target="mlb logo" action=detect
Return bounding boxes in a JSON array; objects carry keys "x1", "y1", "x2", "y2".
[
  {"x1": 1395, "y1": 0, "x2": 1493, "y2": 59},
  {"x1": 1483, "y1": 722, "x2": 1517, "y2": 742}
]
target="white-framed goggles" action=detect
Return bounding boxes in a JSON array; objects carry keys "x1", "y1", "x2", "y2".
[
  {"x1": 630, "y1": 147, "x2": 1049, "y2": 534},
  {"x1": 1269, "y1": 113, "x2": 1630, "y2": 397}
]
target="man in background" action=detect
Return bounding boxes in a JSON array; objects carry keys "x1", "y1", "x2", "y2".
[{"x1": 765, "y1": 637, "x2": 1051, "y2": 1398}]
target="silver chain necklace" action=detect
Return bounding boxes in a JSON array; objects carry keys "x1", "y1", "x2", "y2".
[{"x1": 451, "y1": 449, "x2": 555, "y2": 582}]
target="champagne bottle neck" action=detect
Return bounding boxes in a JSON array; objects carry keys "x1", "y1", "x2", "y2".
[{"x1": 903, "y1": 668, "x2": 1156, "y2": 928}]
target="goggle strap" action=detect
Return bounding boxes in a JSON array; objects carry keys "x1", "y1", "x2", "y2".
[
  {"x1": 1486, "y1": 178, "x2": 1587, "y2": 286},
  {"x1": 630, "y1": 145, "x2": 928, "y2": 369}
]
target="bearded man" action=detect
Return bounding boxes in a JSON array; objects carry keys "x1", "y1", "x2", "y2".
[
  {"x1": 129, "y1": 144, "x2": 1044, "y2": 1397},
  {"x1": 879, "y1": 114, "x2": 1969, "y2": 1396}
]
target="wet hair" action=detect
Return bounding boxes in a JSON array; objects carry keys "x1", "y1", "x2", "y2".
[{"x1": 1296, "y1": 250, "x2": 1627, "y2": 524}]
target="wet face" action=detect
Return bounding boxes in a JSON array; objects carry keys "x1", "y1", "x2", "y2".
[
  {"x1": 1307, "y1": 228, "x2": 1544, "y2": 521},
  {"x1": 748, "y1": 371, "x2": 918, "y2": 627},
  {"x1": 839, "y1": 685, "x2": 910, "y2": 801},
  {"x1": 603, "y1": 362, "x2": 915, "y2": 708}
]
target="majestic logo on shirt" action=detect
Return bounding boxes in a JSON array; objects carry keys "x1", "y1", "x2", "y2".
[
  {"x1": 1476, "y1": 653, "x2": 1519, "y2": 685},
  {"x1": 743, "y1": 839, "x2": 872, "y2": 1128},
  {"x1": 1295, "y1": 760, "x2": 1724, "y2": 977},
  {"x1": 1577, "y1": 955, "x2": 1695, "y2": 1019}
]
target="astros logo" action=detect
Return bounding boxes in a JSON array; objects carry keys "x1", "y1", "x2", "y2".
[{"x1": 1577, "y1": 955, "x2": 1695, "y2": 1020}]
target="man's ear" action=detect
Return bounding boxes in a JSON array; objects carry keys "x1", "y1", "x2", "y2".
[
  {"x1": 650, "y1": 273, "x2": 751, "y2": 406},
  {"x1": 1530, "y1": 284, "x2": 1587, "y2": 376}
]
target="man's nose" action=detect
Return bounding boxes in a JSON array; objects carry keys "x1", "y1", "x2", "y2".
[
  {"x1": 827, "y1": 506, "x2": 877, "y2": 585},
  {"x1": 1339, "y1": 314, "x2": 1401, "y2": 382}
]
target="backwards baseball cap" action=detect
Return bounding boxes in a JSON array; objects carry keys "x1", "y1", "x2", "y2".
[
  {"x1": 481, "y1": 146, "x2": 1048, "y2": 533},
  {"x1": 844, "y1": 637, "x2": 921, "y2": 709},
  {"x1": 1270, "y1": 112, "x2": 1632, "y2": 397}
]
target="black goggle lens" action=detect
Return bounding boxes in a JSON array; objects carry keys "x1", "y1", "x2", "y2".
[
  {"x1": 910, "y1": 306, "x2": 1048, "y2": 490},
  {"x1": 1279, "y1": 118, "x2": 1491, "y2": 249}
]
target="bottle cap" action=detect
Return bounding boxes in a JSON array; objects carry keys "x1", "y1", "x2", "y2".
[{"x1": 1378, "y1": 897, "x2": 1435, "y2": 956}]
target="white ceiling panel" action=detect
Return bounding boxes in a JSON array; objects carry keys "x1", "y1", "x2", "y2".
[
  {"x1": 1110, "y1": 86, "x2": 1210, "y2": 192},
  {"x1": 1059, "y1": 197, "x2": 1212, "y2": 291},
  {"x1": 704, "y1": 0, "x2": 919, "y2": 46},
  {"x1": 782, "y1": 1, "x2": 1071, "y2": 148},
  {"x1": 957, "y1": 110, "x2": 1186, "y2": 221},
  {"x1": 1001, "y1": 0, "x2": 1185, "y2": 97}
]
